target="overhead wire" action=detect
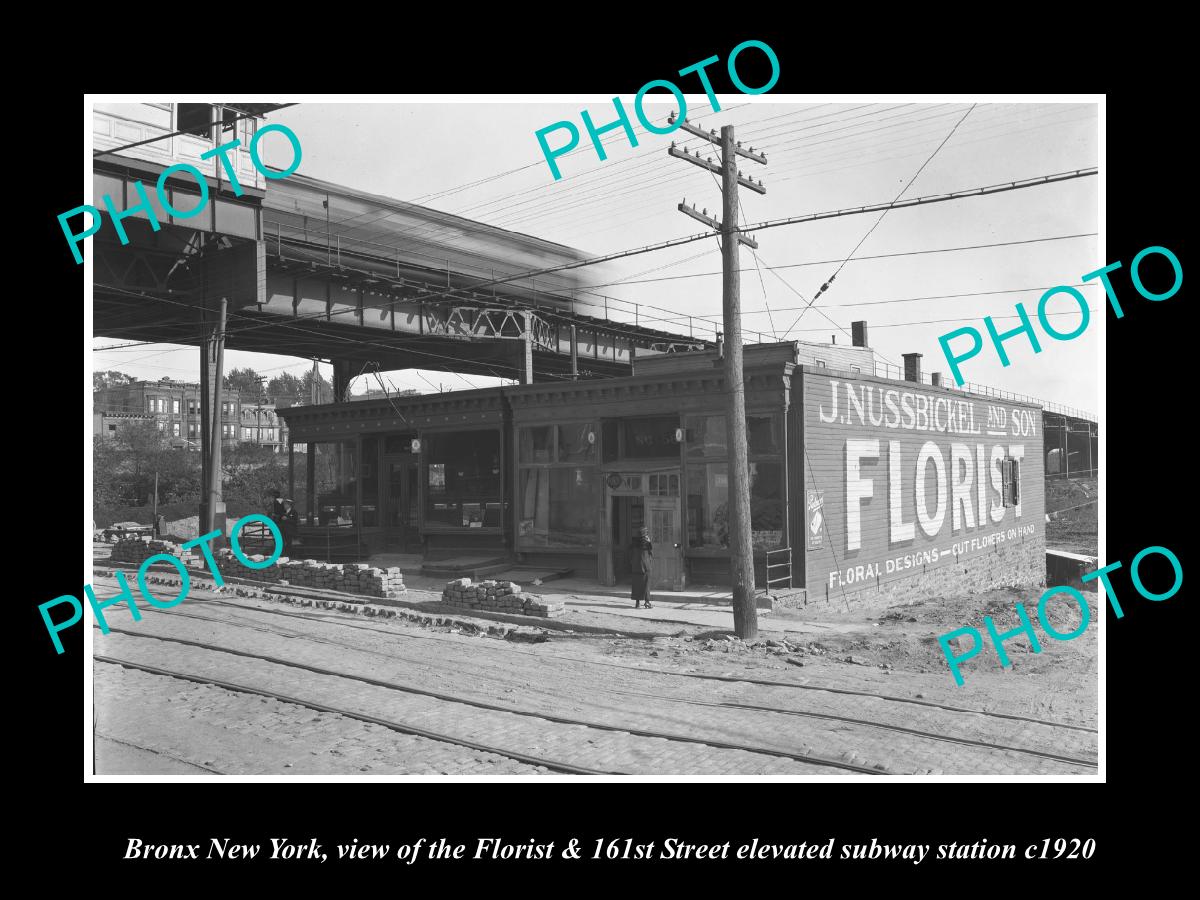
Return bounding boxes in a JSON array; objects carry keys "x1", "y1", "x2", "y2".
[
  {"x1": 780, "y1": 103, "x2": 979, "y2": 337},
  {"x1": 100, "y1": 166, "x2": 1100, "y2": 355},
  {"x1": 542, "y1": 105, "x2": 1094, "y2": 243}
]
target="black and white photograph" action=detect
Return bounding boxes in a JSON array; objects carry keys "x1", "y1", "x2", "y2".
[{"x1": 77, "y1": 91, "x2": 1109, "y2": 782}]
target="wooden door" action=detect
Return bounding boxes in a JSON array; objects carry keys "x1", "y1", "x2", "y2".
[
  {"x1": 385, "y1": 457, "x2": 420, "y2": 552},
  {"x1": 646, "y1": 491, "x2": 683, "y2": 590}
]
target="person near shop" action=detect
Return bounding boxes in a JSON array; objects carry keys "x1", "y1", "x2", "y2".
[{"x1": 631, "y1": 526, "x2": 654, "y2": 609}]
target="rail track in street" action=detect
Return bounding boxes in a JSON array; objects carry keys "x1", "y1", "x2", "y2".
[{"x1": 93, "y1": 596, "x2": 1096, "y2": 774}]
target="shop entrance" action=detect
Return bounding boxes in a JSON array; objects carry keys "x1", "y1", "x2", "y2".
[
  {"x1": 383, "y1": 456, "x2": 420, "y2": 553},
  {"x1": 608, "y1": 470, "x2": 685, "y2": 590},
  {"x1": 610, "y1": 494, "x2": 644, "y2": 585}
]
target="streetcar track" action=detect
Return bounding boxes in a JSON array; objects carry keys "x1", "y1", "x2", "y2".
[
  {"x1": 94, "y1": 656, "x2": 621, "y2": 776},
  {"x1": 88, "y1": 571, "x2": 1099, "y2": 739},
  {"x1": 95, "y1": 628, "x2": 884, "y2": 775},
  {"x1": 149, "y1": 596, "x2": 1098, "y2": 736},
  {"x1": 105, "y1": 616, "x2": 1095, "y2": 769},
  {"x1": 608, "y1": 690, "x2": 1096, "y2": 767},
  {"x1": 94, "y1": 732, "x2": 226, "y2": 774}
]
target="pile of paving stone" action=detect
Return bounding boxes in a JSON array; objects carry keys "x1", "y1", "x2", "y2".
[
  {"x1": 213, "y1": 547, "x2": 284, "y2": 583},
  {"x1": 108, "y1": 536, "x2": 408, "y2": 600},
  {"x1": 441, "y1": 578, "x2": 566, "y2": 618},
  {"x1": 109, "y1": 536, "x2": 193, "y2": 566},
  {"x1": 277, "y1": 560, "x2": 405, "y2": 599}
]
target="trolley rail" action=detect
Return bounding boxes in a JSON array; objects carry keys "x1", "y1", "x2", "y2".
[{"x1": 96, "y1": 622, "x2": 1092, "y2": 774}]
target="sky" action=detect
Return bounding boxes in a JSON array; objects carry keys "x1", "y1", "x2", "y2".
[{"x1": 91, "y1": 98, "x2": 1100, "y2": 414}]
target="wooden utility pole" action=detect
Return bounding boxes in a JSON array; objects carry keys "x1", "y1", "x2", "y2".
[
  {"x1": 720, "y1": 125, "x2": 757, "y2": 640},
  {"x1": 668, "y1": 117, "x2": 766, "y2": 639},
  {"x1": 199, "y1": 296, "x2": 228, "y2": 540}
]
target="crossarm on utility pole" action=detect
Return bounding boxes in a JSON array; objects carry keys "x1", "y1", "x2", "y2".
[{"x1": 678, "y1": 201, "x2": 759, "y2": 249}]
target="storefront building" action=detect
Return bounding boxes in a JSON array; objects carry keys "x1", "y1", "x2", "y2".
[{"x1": 278, "y1": 340, "x2": 1046, "y2": 602}]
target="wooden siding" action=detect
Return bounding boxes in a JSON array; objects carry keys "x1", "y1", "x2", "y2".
[{"x1": 799, "y1": 369, "x2": 1045, "y2": 601}]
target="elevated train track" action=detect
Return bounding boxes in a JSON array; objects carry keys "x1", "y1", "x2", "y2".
[{"x1": 92, "y1": 166, "x2": 707, "y2": 386}]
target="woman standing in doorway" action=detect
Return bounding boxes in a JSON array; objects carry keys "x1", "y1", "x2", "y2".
[{"x1": 631, "y1": 526, "x2": 654, "y2": 609}]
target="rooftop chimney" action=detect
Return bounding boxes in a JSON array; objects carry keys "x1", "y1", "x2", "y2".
[
  {"x1": 931, "y1": 372, "x2": 943, "y2": 387},
  {"x1": 902, "y1": 352, "x2": 922, "y2": 383},
  {"x1": 831, "y1": 335, "x2": 836, "y2": 345},
  {"x1": 851, "y1": 320, "x2": 869, "y2": 348}
]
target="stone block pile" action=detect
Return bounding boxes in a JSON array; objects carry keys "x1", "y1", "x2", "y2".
[
  {"x1": 213, "y1": 548, "x2": 283, "y2": 583},
  {"x1": 108, "y1": 538, "x2": 407, "y2": 601},
  {"x1": 277, "y1": 560, "x2": 405, "y2": 599},
  {"x1": 110, "y1": 536, "x2": 193, "y2": 566},
  {"x1": 440, "y1": 578, "x2": 566, "y2": 618}
]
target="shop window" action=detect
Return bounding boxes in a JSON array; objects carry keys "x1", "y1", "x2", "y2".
[
  {"x1": 557, "y1": 423, "x2": 596, "y2": 462},
  {"x1": 519, "y1": 425, "x2": 553, "y2": 463},
  {"x1": 648, "y1": 473, "x2": 679, "y2": 497},
  {"x1": 749, "y1": 461, "x2": 785, "y2": 550},
  {"x1": 601, "y1": 420, "x2": 619, "y2": 464},
  {"x1": 424, "y1": 430, "x2": 502, "y2": 528},
  {"x1": 312, "y1": 440, "x2": 357, "y2": 526},
  {"x1": 1001, "y1": 457, "x2": 1020, "y2": 507},
  {"x1": 291, "y1": 442, "x2": 309, "y2": 521},
  {"x1": 685, "y1": 414, "x2": 727, "y2": 458},
  {"x1": 621, "y1": 415, "x2": 679, "y2": 460},
  {"x1": 177, "y1": 103, "x2": 214, "y2": 139},
  {"x1": 518, "y1": 468, "x2": 599, "y2": 547},
  {"x1": 687, "y1": 464, "x2": 729, "y2": 549},
  {"x1": 748, "y1": 414, "x2": 781, "y2": 455}
]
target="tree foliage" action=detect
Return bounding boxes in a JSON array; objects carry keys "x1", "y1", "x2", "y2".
[
  {"x1": 224, "y1": 367, "x2": 264, "y2": 398},
  {"x1": 300, "y1": 368, "x2": 334, "y2": 404},
  {"x1": 93, "y1": 370, "x2": 136, "y2": 391},
  {"x1": 267, "y1": 371, "x2": 303, "y2": 398},
  {"x1": 93, "y1": 424, "x2": 307, "y2": 522},
  {"x1": 93, "y1": 422, "x2": 201, "y2": 509}
]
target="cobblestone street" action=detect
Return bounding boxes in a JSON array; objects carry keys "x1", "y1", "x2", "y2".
[{"x1": 91, "y1": 563, "x2": 1098, "y2": 777}]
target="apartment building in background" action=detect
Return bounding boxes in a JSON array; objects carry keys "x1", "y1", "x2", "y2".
[{"x1": 93, "y1": 378, "x2": 242, "y2": 449}]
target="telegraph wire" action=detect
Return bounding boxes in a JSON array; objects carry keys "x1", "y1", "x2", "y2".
[
  {"x1": 779, "y1": 103, "x2": 976, "y2": 337},
  {"x1": 317, "y1": 104, "x2": 911, "y2": 250},
  {"x1": 582, "y1": 232, "x2": 1099, "y2": 288},
  {"x1": 534, "y1": 106, "x2": 1093, "y2": 241},
  {"x1": 95, "y1": 168, "x2": 1099, "y2": 358},
  {"x1": 92, "y1": 169, "x2": 1099, "y2": 377}
]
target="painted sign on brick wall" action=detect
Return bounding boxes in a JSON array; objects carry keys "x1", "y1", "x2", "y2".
[{"x1": 801, "y1": 370, "x2": 1045, "y2": 598}]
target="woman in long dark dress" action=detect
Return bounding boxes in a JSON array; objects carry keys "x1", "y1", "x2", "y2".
[{"x1": 631, "y1": 526, "x2": 654, "y2": 609}]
